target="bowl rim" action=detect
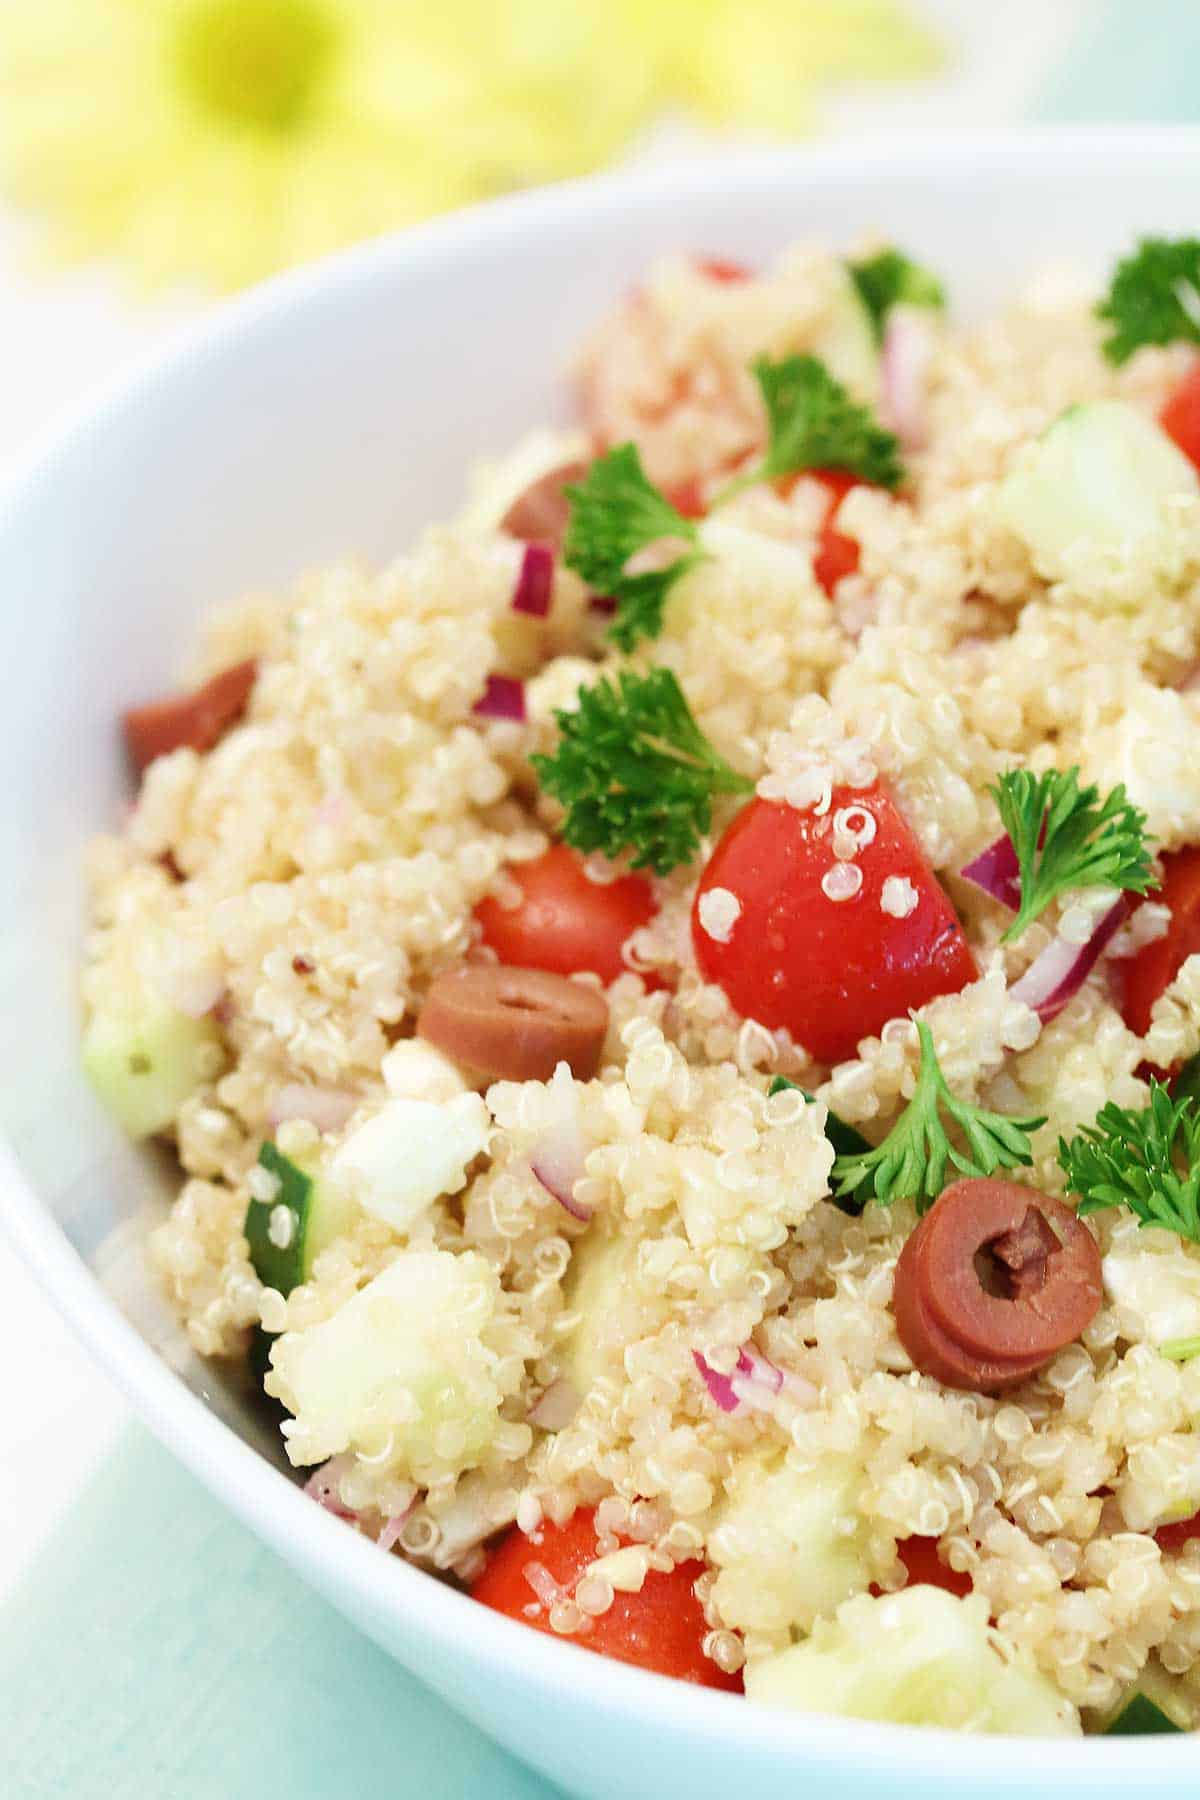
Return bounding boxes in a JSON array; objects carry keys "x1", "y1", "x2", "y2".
[{"x1": 5, "y1": 126, "x2": 1200, "y2": 1779}]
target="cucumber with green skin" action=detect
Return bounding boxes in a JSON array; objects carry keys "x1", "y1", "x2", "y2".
[
  {"x1": 769, "y1": 1076, "x2": 871, "y2": 1215},
  {"x1": 83, "y1": 995, "x2": 222, "y2": 1139},
  {"x1": 244, "y1": 1142, "x2": 358, "y2": 1297},
  {"x1": 1105, "y1": 1693, "x2": 1182, "y2": 1735}
]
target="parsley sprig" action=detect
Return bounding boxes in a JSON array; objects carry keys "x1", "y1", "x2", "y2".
[
  {"x1": 564, "y1": 446, "x2": 704, "y2": 653},
  {"x1": 1059, "y1": 1080, "x2": 1200, "y2": 1243},
  {"x1": 848, "y1": 248, "x2": 945, "y2": 344},
  {"x1": 564, "y1": 354, "x2": 902, "y2": 650},
  {"x1": 712, "y1": 355, "x2": 903, "y2": 504},
  {"x1": 530, "y1": 667, "x2": 752, "y2": 875},
  {"x1": 990, "y1": 767, "x2": 1157, "y2": 942},
  {"x1": 1097, "y1": 237, "x2": 1200, "y2": 366},
  {"x1": 831, "y1": 1020, "x2": 1045, "y2": 1213}
]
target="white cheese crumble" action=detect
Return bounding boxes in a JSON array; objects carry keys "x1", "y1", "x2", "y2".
[
  {"x1": 267, "y1": 1202, "x2": 296, "y2": 1250},
  {"x1": 381, "y1": 1038, "x2": 469, "y2": 1104},
  {"x1": 587, "y1": 1545, "x2": 651, "y2": 1593},
  {"x1": 330, "y1": 1092, "x2": 490, "y2": 1231},
  {"x1": 880, "y1": 875, "x2": 919, "y2": 918},
  {"x1": 821, "y1": 863, "x2": 863, "y2": 903},
  {"x1": 698, "y1": 886, "x2": 742, "y2": 944}
]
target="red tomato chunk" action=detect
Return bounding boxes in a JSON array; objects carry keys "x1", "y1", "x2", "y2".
[
  {"x1": 475, "y1": 844, "x2": 664, "y2": 988},
  {"x1": 810, "y1": 468, "x2": 864, "y2": 596},
  {"x1": 471, "y1": 1509, "x2": 741, "y2": 1690},
  {"x1": 1118, "y1": 846, "x2": 1200, "y2": 1037},
  {"x1": 898, "y1": 1535, "x2": 973, "y2": 1597},
  {"x1": 692, "y1": 785, "x2": 976, "y2": 1066},
  {"x1": 696, "y1": 257, "x2": 752, "y2": 285},
  {"x1": 1161, "y1": 363, "x2": 1200, "y2": 471},
  {"x1": 1154, "y1": 1511, "x2": 1200, "y2": 1556}
]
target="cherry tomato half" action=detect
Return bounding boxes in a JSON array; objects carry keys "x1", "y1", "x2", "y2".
[
  {"x1": 1161, "y1": 363, "x2": 1200, "y2": 471},
  {"x1": 692, "y1": 786, "x2": 976, "y2": 1066},
  {"x1": 475, "y1": 844, "x2": 663, "y2": 988},
  {"x1": 1118, "y1": 847, "x2": 1200, "y2": 1037},
  {"x1": 471, "y1": 1509, "x2": 741, "y2": 1689},
  {"x1": 897, "y1": 1535, "x2": 974, "y2": 1597}
]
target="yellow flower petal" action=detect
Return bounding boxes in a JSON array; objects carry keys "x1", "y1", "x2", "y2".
[{"x1": 0, "y1": 0, "x2": 943, "y2": 291}]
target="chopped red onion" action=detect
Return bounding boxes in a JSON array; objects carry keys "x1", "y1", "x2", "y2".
[
  {"x1": 693, "y1": 1345, "x2": 816, "y2": 1415},
  {"x1": 588, "y1": 594, "x2": 617, "y2": 616},
  {"x1": 530, "y1": 1081, "x2": 592, "y2": 1220},
  {"x1": 1010, "y1": 896, "x2": 1131, "y2": 1023},
  {"x1": 269, "y1": 1083, "x2": 359, "y2": 1135},
  {"x1": 692, "y1": 1349, "x2": 741, "y2": 1413},
  {"x1": 881, "y1": 304, "x2": 937, "y2": 452},
  {"x1": 377, "y1": 1499, "x2": 416, "y2": 1553},
  {"x1": 528, "y1": 1377, "x2": 581, "y2": 1431},
  {"x1": 472, "y1": 674, "x2": 527, "y2": 723},
  {"x1": 960, "y1": 833, "x2": 1021, "y2": 911},
  {"x1": 304, "y1": 1454, "x2": 356, "y2": 1520},
  {"x1": 511, "y1": 543, "x2": 555, "y2": 618}
]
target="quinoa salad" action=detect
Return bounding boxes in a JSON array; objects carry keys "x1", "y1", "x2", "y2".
[{"x1": 83, "y1": 234, "x2": 1200, "y2": 1737}]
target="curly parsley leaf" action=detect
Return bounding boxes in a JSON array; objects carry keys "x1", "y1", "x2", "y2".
[
  {"x1": 715, "y1": 354, "x2": 903, "y2": 502},
  {"x1": 848, "y1": 248, "x2": 945, "y2": 343},
  {"x1": 1097, "y1": 237, "x2": 1200, "y2": 366},
  {"x1": 564, "y1": 446, "x2": 705, "y2": 652},
  {"x1": 831, "y1": 1020, "x2": 1045, "y2": 1213},
  {"x1": 990, "y1": 766, "x2": 1157, "y2": 942},
  {"x1": 530, "y1": 667, "x2": 752, "y2": 875},
  {"x1": 1059, "y1": 1079, "x2": 1200, "y2": 1243}
]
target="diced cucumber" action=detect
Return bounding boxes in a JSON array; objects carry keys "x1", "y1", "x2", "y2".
[
  {"x1": 244, "y1": 1142, "x2": 358, "y2": 1297},
  {"x1": 769, "y1": 1077, "x2": 870, "y2": 1216},
  {"x1": 1105, "y1": 1695, "x2": 1183, "y2": 1735},
  {"x1": 559, "y1": 1226, "x2": 643, "y2": 1399},
  {"x1": 1102, "y1": 1660, "x2": 1190, "y2": 1733},
  {"x1": 83, "y1": 993, "x2": 222, "y2": 1139},
  {"x1": 328, "y1": 1093, "x2": 489, "y2": 1234},
  {"x1": 268, "y1": 1247, "x2": 504, "y2": 1478},
  {"x1": 810, "y1": 263, "x2": 881, "y2": 404},
  {"x1": 994, "y1": 400, "x2": 1199, "y2": 577},
  {"x1": 709, "y1": 1455, "x2": 882, "y2": 1634},
  {"x1": 744, "y1": 1587, "x2": 1079, "y2": 1735}
]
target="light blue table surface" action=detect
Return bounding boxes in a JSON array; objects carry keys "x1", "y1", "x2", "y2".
[{"x1": 8, "y1": 4, "x2": 1200, "y2": 1794}]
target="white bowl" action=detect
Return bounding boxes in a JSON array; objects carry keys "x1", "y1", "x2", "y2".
[{"x1": 3, "y1": 129, "x2": 1199, "y2": 1798}]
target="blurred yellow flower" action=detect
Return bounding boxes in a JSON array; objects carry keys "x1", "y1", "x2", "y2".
[{"x1": 0, "y1": 0, "x2": 940, "y2": 290}]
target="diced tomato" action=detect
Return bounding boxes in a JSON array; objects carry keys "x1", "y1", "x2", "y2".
[
  {"x1": 812, "y1": 468, "x2": 863, "y2": 596},
  {"x1": 1154, "y1": 1510, "x2": 1200, "y2": 1555},
  {"x1": 1118, "y1": 847, "x2": 1200, "y2": 1037},
  {"x1": 696, "y1": 257, "x2": 752, "y2": 285},
  {"x1": 1160, "y1": 363, "x2": 1200, "y2": 471},
  {"x1": 692, "y1": 785, "x2": 976, "y2": 1066},
  {"x1": 778, "y1": 467, "x2": 864, "y2": 596},
  {"x1": 471, "y1": 1509, "x2": 741, "y2": 1689},
  {"x1": 897, "y1": 1535, "x2": 973, "y2": 1597},
  {"x1": 666, "y1": 476, "x2": 709, "y2": 520},
  {"x1": 475, "y1": 844, "x2": 664, "y2": 988}
]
